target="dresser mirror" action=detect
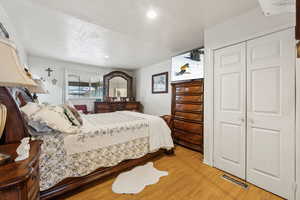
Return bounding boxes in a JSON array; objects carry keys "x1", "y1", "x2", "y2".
[{"x1": 103, "y1": 71, "x2": 133, "y2": 100}]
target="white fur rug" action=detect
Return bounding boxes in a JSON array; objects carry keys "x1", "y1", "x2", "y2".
[{"x1": 112, "y1": 162, "x2": 168, "y2": 194}]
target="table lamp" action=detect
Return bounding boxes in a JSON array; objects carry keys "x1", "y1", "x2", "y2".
[{"x1": 0, "y1": 38, "x2": 37, "y2": 139}]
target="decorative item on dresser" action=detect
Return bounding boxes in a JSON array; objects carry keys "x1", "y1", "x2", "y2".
[
  {"x1": 171, "y1": 79, "x2": 204, "y2": 153},
  {"x1": 94, "y1": 101, "x2": 141, "y2": 113},
  {"x1": 0, "y1": 140, "x2": 42, "y2": 200}
]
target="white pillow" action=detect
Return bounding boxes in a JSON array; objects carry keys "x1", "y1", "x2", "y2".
[
  {"x1": 20, "y1": 102, "x2": 43, "y2": 117},
  {"x1": 30, "y1": 105, "x2": 78, "y2": 134}
]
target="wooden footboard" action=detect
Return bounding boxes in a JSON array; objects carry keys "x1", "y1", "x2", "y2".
[{"x1": 40, "y1": 148, "x2": 174, "y2": 200}]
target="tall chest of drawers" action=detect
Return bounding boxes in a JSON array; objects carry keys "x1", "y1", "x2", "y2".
[{"x1": 171, "y1": 79, "x2": 204, "y2": 153}]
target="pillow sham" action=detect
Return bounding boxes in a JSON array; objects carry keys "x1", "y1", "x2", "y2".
[
  {"x1": 20, "y1": 102, "x2": 43, "y2": 117},
  {"x1": 62, "y1": 105, "x2": 83, "y2": 126},
  {"x1": 30, "y1": 105, "x2": 78, "y2": 134}
]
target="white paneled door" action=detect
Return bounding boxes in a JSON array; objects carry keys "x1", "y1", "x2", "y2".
[
  {"x1": 246, "y1": 29, "x2": 295, "y2": 198},
  {"x1": 214, "y1": 42, "x2": 246, "y2": 179},
  {"x1": 213, "y1": 29, "x2": 295, "y2": 199}
]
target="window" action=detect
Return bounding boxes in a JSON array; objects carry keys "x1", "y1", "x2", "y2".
[{"x1": 67, "y1": 73, "x2": 103, "y2": 99}]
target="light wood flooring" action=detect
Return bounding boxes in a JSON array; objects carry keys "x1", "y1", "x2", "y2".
[{"x1": 63, "y1": 146, "x2": 283, "y2": 200}]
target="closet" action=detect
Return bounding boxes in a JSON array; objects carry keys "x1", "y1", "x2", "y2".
[{"x1": 213, "y1": 29, "x2": 295, "y2": 198}]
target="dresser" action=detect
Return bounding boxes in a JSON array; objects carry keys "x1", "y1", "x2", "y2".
[
  {"x1": 0, "y1": 140, "x2": 42, "y2": 200},
  {"x1": 94, "y1": 101, "x2": 141, "y2": 113},
  {"x1": 171, "y1": 79, "x2": 203, "y2": 153}
]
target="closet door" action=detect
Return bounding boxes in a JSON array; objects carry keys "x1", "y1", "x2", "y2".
[
  {"x1": 246, "y1": 29, "x2": 295, "y2": 198},
  {"x1": 214, "y1": 43, "x2": 246, "y2": 179}
]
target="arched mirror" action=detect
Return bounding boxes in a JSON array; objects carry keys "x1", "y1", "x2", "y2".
[{"x1": 103, "y1": 71, "x2": 133, "y2": 99}]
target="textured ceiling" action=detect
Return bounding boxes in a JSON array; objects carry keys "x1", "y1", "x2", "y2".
[{"x1": 1, "y1": 0, "x2": 258, "y2": 68}]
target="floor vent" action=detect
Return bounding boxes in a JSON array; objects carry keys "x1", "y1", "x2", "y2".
[{"x1": 221, "y1": 174, "x2": 249, "y2": 190}]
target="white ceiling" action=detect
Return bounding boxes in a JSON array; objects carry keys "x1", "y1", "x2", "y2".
[{"x1": 1, "y1": 0, "x2": 258, "y2": 69}]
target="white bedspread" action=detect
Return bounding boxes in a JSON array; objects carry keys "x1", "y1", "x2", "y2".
[
  {"x1": 119, "y1": 111, "x2": 174, "y2": 152},
  {"x1": 64, "y1": 111, "x2": 174, "y2": 155}
]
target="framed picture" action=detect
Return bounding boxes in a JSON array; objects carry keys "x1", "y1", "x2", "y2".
[
  {"x1": 0, "y1": 23, "x2": 9, "y2": 39},
  {"x1": 171, "y1": 47, "x2": 204, "y2": 82},
  {"x1": 152, "y1": 72, "x2": 168, "y2": 94}
]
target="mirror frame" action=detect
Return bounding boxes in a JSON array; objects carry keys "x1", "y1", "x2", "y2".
[{"x1": 103, "y1": 71, "x2": 133, "y2": 99}]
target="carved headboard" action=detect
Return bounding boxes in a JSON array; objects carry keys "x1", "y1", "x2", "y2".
[{"x1": 0, "y1": 87, "x2": 33, "y2": 144}]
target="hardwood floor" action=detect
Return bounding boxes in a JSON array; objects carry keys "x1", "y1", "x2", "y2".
[{"x1": 62, "y1": 146, "x2": 283, "y2": 200}]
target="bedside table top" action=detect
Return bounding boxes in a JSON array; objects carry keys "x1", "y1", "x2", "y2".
[{"x1": 0, "y1": 140, "x2": 42, "y2": 189}]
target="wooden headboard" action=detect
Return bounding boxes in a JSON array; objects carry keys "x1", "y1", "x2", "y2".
[{"x1": 0, "y1": 87, "x2": 33, "y2": 144}]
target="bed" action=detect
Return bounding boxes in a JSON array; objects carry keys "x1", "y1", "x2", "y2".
[{"x1": 0, "y1": 87, "x2": 174, "y2": 199}]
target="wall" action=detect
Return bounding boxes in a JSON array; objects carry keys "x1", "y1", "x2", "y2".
[
  {"x1": 135, "y1": 60, "x2": 172, "y2": 116},
  {"x1": 203, "y1": 7, "x2": 295, "y2": 166},
  {"x1": 28, "y1": 55, "x2": 134, "y2": 112},
  {"x1": 0, "y1": 2, "x2": 27, "y2": 65},
  {"x1": 296, "y1": 57, "x2": 300, "y2": 200},
  {"x1": 205, "y1": 7, "x2": 295, "y2": 50}
]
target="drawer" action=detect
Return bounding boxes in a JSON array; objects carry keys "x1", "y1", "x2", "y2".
[
  {"x1": 27, "y1": 161, "x2": 39, "y2": 188},
  {"x1": 97, "y1": 110, "x2": 111, "y2": 113},
  {"x1": 175, "y1": 104, "x2": 202, "y2": 112},
  {"x1": 28, "y1": 160, "x2": 40, "y2": 200},
  {"x1": 174, "y1": 120, "x2": 203, "y2": 134},
  {"x1": 125, "y1": 103, "x2": 139, "y2": 109},
  {"x1": 175, "y1": 85, "x2": 203, "y2": 94},
  {"x1": 173, "y1": 130, "x2": 203, "y2": 145},
  {"x1": 95, "y1": 104, "x2": 111, "y2": 109},
  {"x1": 28, "y1": 183, "x2": 39, "y2": 200},
  {"x1": 176, "y1": 95, "x2": 203, "y2": 103},
  {"x1": 174, "y1": 112, "x2": 203, "y2": 122}
]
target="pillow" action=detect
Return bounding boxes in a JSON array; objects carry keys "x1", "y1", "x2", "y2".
[
  {"x1": 62, "y1": 105, "x2": 83, "y2": 126},
  {"x1": 30, "y1": 105, "x2": 78, "y2": 134},
  {"x1": 68, "y1": 105, "x2": 83, "y2": 124},
  {"x1": 20, "y1": 102, "x2": 43, "y2": 117},
  {"x1": 22, "y1": 109, "x2": 53, "y2": 134},
  {"x1": 28, "y1": 120, "x2": 53, "y2": 133},
  {"x1": 27, "y1": 125, "x2": 59, "y2": 136}
]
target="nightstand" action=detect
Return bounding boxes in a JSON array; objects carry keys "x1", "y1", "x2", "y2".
[{"x1": 0, "y1": 140, "x2": 42, "y2": 200}]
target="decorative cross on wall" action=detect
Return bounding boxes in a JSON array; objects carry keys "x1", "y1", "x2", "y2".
[{"x1": 45, "y1": 67, "x2": 54, "y2": 77}]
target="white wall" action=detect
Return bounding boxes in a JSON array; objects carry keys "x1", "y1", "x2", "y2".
[
  {"x1": 28, "y1": 55, "x2": 134, "y2": 112},
  {"x1": 203, "y1": 7, "x2": 295, "y2": 166},
  {"x1": 0, "y1": 3, "x2": 27, "y2": 65},
  {"x1": 135, "y1": 60, "x2": 172, "y2": 116},
  {"x1": 205, "y1": 7, "x2": 295, "y2": 50},
  {"x1": 296, "y1": 57, "x2": 300, "y2": 200}
]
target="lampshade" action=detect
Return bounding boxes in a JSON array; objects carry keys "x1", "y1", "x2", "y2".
[
  {"x1": 28, "y1": 79, "x2": 48, "y2": 94},
  {"x1": 0, "y1": 38, "x2": 37, "y2": 87}
]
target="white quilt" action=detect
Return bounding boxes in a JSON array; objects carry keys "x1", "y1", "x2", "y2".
[
  {"x1": 119, "y1": 111, "x2": 174, "y2": 152},
  {"x1": 64, "y1": 111, "x2": 174, "y2": 155}
]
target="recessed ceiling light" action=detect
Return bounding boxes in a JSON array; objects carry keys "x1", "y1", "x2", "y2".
[
  {"x1": 104, "y1": 55, "x2": 109, "y2": 59},
  {"x1": 147, "y1": 9, "x2": 157, "y2": 19}
]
